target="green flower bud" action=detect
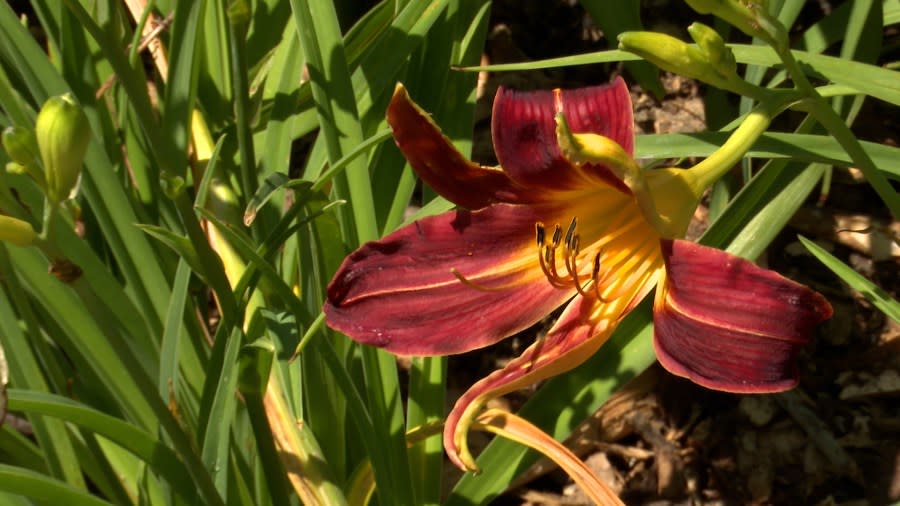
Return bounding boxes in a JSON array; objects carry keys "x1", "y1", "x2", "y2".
[
  {"x1": 618, "y1": 31, "x2": 726, "y2": 86},
  {"x1": 0, "y1": 215, "x2": 37, "y2": 247},
  {"x1": 2, "y1": 126, "x2": 39, "y2": 167},
  {"x1": 3, "y1": 126, "x2": 47, "y2": 187},
  {"x1": 687, "y1": 22, "x2": 736, "y2": 79},
  {"x1": 6, "y1": 162, "x2": 27, "y2": 175},
  {"x1": 684, "y1": 0, "x2": 786, "y2": 50},
  {"x1": 35, "y1": 94, "x2": 90, "y2": 204}
]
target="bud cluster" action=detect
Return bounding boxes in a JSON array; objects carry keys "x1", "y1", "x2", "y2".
[{"x1": 0, "y1": 93, "x2": 91, "y2": 246}]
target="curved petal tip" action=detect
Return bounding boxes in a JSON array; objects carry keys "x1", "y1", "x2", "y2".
[
  {"x1": 387, "y1": 84, "x2": 527, "y2": 209},
  {"x1": 653, "y1": 240, "x2": 832, "y2": 393}
]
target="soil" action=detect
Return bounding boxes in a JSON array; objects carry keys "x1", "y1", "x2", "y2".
[{"x1": 446, "y1": 1, "x2": 900, "y2": 504}]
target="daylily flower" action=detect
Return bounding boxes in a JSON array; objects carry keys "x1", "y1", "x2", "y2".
[{"x1": 324, "y1": 78, "x2": 832, "y2": 471}]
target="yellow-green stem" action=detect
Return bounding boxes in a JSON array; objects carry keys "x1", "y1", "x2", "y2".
[{"x1": 687, "y1": 95, "x2": 793, "y2": 192}]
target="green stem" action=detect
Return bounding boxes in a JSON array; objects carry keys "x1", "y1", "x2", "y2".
[
  {"x1": 226, "y1": 4, "x2": 258, "y2": 207},
  {"x1": 794, "y1": 98, "x2": 900, "y2": 218},
  {"x1": 722, "y1": 75, "x2": 771, "y2": 103},
  {"x1": 406, "y1": 356, "x2": 446, "y2": 506},
  {"x1": 39, "y1": 202, "x2": 57, "y2": 242},
  {"x1": 776, "y1": 47, "x2": 818, "y2": 97},
  {"x1": 737, "y1": 25, "x2": 898, "y2": 217},
  {"x1": 688, "y1": 93, "x2": 795, "y2": 191}
]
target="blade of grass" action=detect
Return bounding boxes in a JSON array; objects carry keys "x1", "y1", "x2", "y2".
[
  {"x1": 0, "y1": 464, "x2": 111, "y2": 506},
  {"x1": 199, "y1": 327, "x2": 242, "y2": 497},
  {"x1": 158, "y1": 259, "x2": 192, "y2": 403},
  {"x1": 290, "y1": 0, "x2": 374, "y2": 243},
  {"x1": 291, "y1": 2, "x2": 413, "y2": 504},
  {"x1": 635, "y1": 132, "x2": 899, "y2": 179},
  {"x1": 0, "y1": 426, "x2": 45, "y2": 473},
  {"x1": 799, "y1": 236, "x2": 900, "y2": 323},
  {"x1": 0, "y1": 255, "x2": 85, "y2": 490},
  {"x1": 7, "y1": 246, "x2": 225, "y2": 505},
  {"x1": 458, "y1": 44, "x2": 900, "y2": 107},
  {"x1": 225, "y1": 0, "x2": 259, "y2": 205},
  {"x1": 163, "y1": 0, "x2": 206, "y2": 184},
  {"x1": 258, "y1": 25, "x2": 303, "y2": 179},
  {"x1": 5, "y1": 390, "x2": 199, "y2": 503}
]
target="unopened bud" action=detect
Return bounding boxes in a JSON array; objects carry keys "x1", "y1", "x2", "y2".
[
  {"x1": 2, "y1": 126, "x2": 39, "y2": 167},
  {"x1": 684, "y1": 0, "x2": 786, "y2": 50},
  {"x1": 3, "y1": 126, "x2": 47, "y2": 187},
  {"x1": 687, "y1": 22, "x2": 737, "y2": 79},
  {"x1": 35, "y1": 94, "x2": 90, "y2": 204},
  {"x1": 618, "y1": 32, "x2": 726, "y2": 87},
  {"x1": 6, "y1": 162, "x2": 27, "y2": 175},
  {"x1": 0, "y1": 215, "x2": 37, "y2": 247}
]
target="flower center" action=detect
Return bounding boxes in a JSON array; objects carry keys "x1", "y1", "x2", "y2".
[{"x1": 535, "y1": 216, "x2": 654, "y2": 303}]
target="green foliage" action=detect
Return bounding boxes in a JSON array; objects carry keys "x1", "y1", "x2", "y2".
[{"x1": 0, "y1": 1, "x2": 895, "y2": 504}]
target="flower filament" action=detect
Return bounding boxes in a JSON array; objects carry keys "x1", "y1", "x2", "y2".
[{"x1": 536, "y1": 217, "x2": 635, "y2": 303}]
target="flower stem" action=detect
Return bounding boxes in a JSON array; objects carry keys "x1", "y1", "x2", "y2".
[
  {"x1": 793, "y1": 98, "x2": 900, "y2": 219},
  {"x1": 688, "y1": 91, "x2": 796, "y2": 192},
  {"x1": 39, "y1": 201, "x2": 57, "y2": 242},
  {"x1": 758, "y1": 33, "x2": 900, "y2": 218}
]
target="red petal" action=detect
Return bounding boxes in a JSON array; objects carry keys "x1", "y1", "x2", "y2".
[
  {"x1": 653, "y1": 240, "x2": 833, "y2": 393},
  {"x1": 324, "y1": 203, "x2": 575, "y2": 355},
  {"x1": 387, "y1": 84, "x2": 530, "y2": 209},
  {"x1": 491, "y1": 77, "x2": 634, "y2": 193}
]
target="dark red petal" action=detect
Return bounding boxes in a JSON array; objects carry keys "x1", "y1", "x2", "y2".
[
  {"x1": 324, "y1": 204, "x2": 575, "y2": 355},
  {"x1": 387, "y1": 84, "x2": 531, "y2": 209},
  {"x1": 653, "y1": 240, "x2": 833, "y2": 393},
  {"x1": 491, "y1": 76, "x2": 634, "y2": 193}
]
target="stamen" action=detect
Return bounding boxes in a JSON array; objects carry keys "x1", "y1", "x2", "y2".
[
  {"x1": 535, "y1": 216, "x2": 600, "y2": 293},
  {"x1": 564, "y1": 217, "x2": 577, "y2": 249},
  {"x1": 537, "y1": 222, "x2": 558, "y2": 284},
  {"x1": 551, "y1": 224, "x2": 562, "y2": 248},
  {"x1": 536, "y1": 220, "x2": 574, "y2": 288},
  {"x1": 591, "y1": 251, "x2": 613, "y2": 302},
  {"x1": 564, "y1": 235, "x2": 580, "y2": 278},
  {"x1": 566, "y1": 235, "x2": 592, "y2": 297},
  {"x1": 545, "y1": 245, "x2": 560, "y2": 280}
]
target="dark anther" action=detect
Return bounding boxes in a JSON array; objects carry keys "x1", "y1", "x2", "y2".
[
  {"x1": 565, "y1": 217, "x2": 577, "y2": 248},
  {"x1": 551, "y1": 224, "x2": 562, "y2": 247},
  {"x1": 535, "y1": 222, "x2": 545, "y2": 247}
]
